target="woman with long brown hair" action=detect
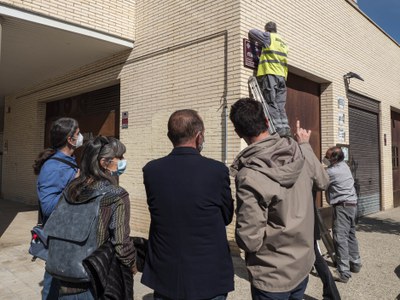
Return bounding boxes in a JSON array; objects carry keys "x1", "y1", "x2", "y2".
[{"x1": 46, "y1": 136, "x2": 136, "y2": 299}]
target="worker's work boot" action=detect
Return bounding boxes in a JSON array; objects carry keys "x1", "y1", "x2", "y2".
[
  {"x1": 350, "y1": 262, "x2": 362, "y2": 273},
  {"x1": 333, "y1": 270, "x2": 350, "y2": 283}
]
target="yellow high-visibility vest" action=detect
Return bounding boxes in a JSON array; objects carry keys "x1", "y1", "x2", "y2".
[{"x1": 257, "y1": 33, "x2": 289, "y2": 79}]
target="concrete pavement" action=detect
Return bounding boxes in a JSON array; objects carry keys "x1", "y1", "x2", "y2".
[{"x1": 0, "y1": 199, "x2": 399, "y2": 299}]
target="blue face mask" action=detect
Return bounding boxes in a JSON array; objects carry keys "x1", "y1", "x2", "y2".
[{"x1": 110, "y1": 159, "x2": 127, "y2": 176}]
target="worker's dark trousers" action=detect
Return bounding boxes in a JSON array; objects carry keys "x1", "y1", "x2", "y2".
[
  {"x1": 314, "y1": 241, "x2": 341, "y2": 300},
  {"x1": 258, "y1": 74, "x2": 290, "y2": 137},
  {"x1": 333, "y1": 205, "x2": 362, "y2": 278}
]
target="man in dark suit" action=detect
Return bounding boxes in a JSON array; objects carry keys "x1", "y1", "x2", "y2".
[{"x1": 142, "y1": 109, "x2": 235, "y2": 300}]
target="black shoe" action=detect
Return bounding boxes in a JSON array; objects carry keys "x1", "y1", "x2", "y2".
[
  {"x1": 333, "y1": 270, "x2": 349, "y2": 283},
  {"x1": 350, "y1": 263, "x2": 362, "y2": 273}
]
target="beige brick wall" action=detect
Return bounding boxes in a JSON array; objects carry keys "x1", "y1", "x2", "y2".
[
  {"x1": 2, "y1": 0, "x2": 244, "y2": 245},
  {"x1": 119, "y1": 0, "x2": 243, "y2": 244},
  {"x1": 2, "y1": 0, "x2": 400, "y2": 246},
  {"x1": 1, "y1": 0, "x2": 135, "y2": 39},
  {"x1": 2, "y1": 94, "x2": 46, "y2": 203}
]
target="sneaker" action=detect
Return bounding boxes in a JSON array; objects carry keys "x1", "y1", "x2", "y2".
[
  {"x1": 350, "y1": 263, "x2": 362, "y2": 273},
  {"x1": 332, "y1": 270, "x2": 349, "y2": 283}
]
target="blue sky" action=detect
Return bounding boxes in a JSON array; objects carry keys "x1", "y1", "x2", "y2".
[{"x1": 358, "y1": 0, "x2": 400, "y2": 43}]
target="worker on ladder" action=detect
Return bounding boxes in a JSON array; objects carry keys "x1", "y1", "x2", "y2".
[{"x1": 249, "y1": 21, "x2": 290, "y2": 137}]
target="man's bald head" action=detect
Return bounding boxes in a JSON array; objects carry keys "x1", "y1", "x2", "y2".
[{"x1": 167, "y1": 109, "x2": 204, "y2": 147}]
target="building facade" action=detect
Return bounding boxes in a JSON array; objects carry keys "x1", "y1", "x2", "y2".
[{"x1": 0, "y1": 0, "x2": 399, "y2": 239}]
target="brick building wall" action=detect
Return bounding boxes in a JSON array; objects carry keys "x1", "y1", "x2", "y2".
[
  {"x1": 1, "y1": 0, "x2": 400, "y2": 244},
  {"x1": 2, "y1": 0, "x2": 244, "y2": 244},
  {"x1": 1, "y1": 0, "x2": 135, "y2": 39},
  {"x1": 118, "y1": 0, "x2": 243, "y2": 242}
]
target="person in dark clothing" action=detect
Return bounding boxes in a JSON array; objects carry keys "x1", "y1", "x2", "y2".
[
  {"x1": 141, "y1": 109, "x2": 234, "y2": 300},
  {"x1": 313, "y1": 192, "x2": 341, "y2": 300}
]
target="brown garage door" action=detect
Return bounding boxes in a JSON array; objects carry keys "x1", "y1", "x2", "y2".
[
  {"x1": 45, "y1": 85, "x2": 120, "y2": 163},
  {"x1": 286, "y1": 73, "x2": 322, "y2": 205},
  {"x1": 286, "y1": 73, "x2": 321, "y2": 159},
  {"x1": 391, "y1": 111, "x2": 400, "y2": 208}
]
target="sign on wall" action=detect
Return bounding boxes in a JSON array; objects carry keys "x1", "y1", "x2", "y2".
[
  {"x1": 243, "y1": 38, "x2": 261, "y2": 69},
  {"x1": 337, "y1": 96, "x2": 346, "y2": 142},
  {"x1": 122, "y1": 111, "x2": 128, "y2": 129}
]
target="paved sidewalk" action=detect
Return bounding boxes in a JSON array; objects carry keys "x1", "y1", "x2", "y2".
[{"x1": 0, "y1": 199, "x2": 399, "y2": 299}]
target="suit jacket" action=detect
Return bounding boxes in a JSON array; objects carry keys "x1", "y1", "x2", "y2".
[{"x1": 141, "y1": 147, "x2": 234, "y2": 299}]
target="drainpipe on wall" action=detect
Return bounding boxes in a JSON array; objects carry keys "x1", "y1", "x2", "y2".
[
  {"x1": 223, "y1": 102, "x2": 228, "y2": 164},
  {"x1": 221, "y1": 31, "x2": 228, "y2": 165},
  {"x1": 0, "y1": 17, "x2": 3, "y2": 62}
]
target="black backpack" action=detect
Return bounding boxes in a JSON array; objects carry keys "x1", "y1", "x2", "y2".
[{"x1": 44, "y1": 186, "x2": 111, "y2": 283}]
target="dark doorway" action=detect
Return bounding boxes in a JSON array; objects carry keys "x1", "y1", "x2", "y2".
[
  {"x1": 391, "y1": 111, "x2": 400, "y2": 208},
  {"x1": 287, "y1": 73, "x2": 322, "y2": 206},
  {"x1": 287, "y1": 73, "x2": 321, "y2": 159},
  {"x1": 45, "y1": 85, "x2": 120, "y2": 164}
]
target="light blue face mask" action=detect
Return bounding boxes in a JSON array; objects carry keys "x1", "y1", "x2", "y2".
[{"x1": 111, "y1": 159, "x2": 127, "y2": 176}]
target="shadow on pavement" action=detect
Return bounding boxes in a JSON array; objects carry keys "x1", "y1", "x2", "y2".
[
  {"x1": 232, "y1": 255, "x2": 249, "y2": 281},
  {"x1": 303, "y1": 295, "x2": 319, "y2": 300},
  {"x1": 142, "y1": 293, "x2": 153, "y2": 300},
  {"x1": 0, "y1": 199, "x2": 37, "y2": 239},
  {"x1": 395, "y1": 265, "x2": 400, "y2": 279},
  {"x1": 356, "y1": 216, "x2": 400, "y2": 235}
]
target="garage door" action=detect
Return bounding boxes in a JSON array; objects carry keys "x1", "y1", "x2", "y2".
[
  {"x1": 287, "y1": 73, "x2": 321, "y2": 159},
  {"x1": 286, "y1": 73, "x2": 322, "y2": 206},
  {"x1": 348, "y1": 92, "x2": 381, "y2": 216},
  {"x1": 391, "y1": 111, "x2": 400, "y2": 208},
  {"x1": 45, "y1": 85, "x2": 120, "y2": 163}
]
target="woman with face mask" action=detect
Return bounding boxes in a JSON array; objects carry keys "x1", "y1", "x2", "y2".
[
  {"x1": 33, "y1": 117, "x2": 81, "y2": 300},
  {"x1": 53, "y1": 136, "x2": 135, "y2": 299}
]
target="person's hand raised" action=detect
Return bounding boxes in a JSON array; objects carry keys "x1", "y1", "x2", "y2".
[{"x1": 295, "y1": 120, "x2": 311, "y2": 143}]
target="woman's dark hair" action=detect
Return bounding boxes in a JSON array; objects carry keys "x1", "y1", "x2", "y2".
[
  {"x1": 33, "y1": 118, "x2": 79, "y2": 175},
  {"x1": 229, "y1": 98, "x2": 269, "y2": 137},
  {"x1": 66, "y1": 136, "x2": 126, "y2": 202}
]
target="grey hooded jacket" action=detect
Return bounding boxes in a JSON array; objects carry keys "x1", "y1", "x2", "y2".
[{"x1": 230, "y1": 134, "x2": 329, "y2": 292}]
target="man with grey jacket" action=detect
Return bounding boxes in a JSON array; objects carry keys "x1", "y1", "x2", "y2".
[
  {"x1": 324, "y1": 146, "x2": 362, "y2": 283},
  {"x1": 229, "y1": 98, "x2": 329, "y2": 300}
]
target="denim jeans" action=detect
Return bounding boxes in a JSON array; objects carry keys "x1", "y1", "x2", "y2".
[
  {"x1": 58, "y1": 289, "x2": 94, "y2": 300},
  {"x1": 153, "y1": 292, "x2": 227, "y2": 300},
  {"x1": 251, "y1": 276, "x2": 309, "y2": 300},
  {"x1": 333, "y1": 205, "x2": 361, "y2": 278},
  {"x1": 42, "y1": 271, "x2": 59, "y2": 300}
]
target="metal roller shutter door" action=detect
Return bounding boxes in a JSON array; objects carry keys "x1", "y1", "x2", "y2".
[{"x1": 348, "y1": 105, "x2": 380, "y2": 216}]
